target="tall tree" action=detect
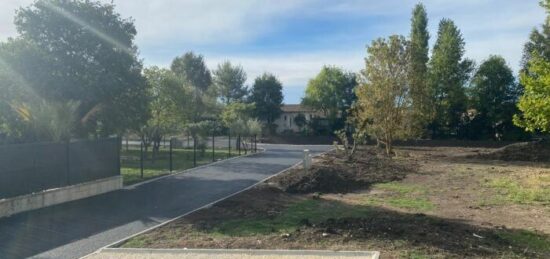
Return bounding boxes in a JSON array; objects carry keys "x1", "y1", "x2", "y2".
[
  {"x1": 356, "y1": 35, "x2": 413, "y2": 155},
  {"x1": 522, "y1": 0, "x2": 550, "y2": 70},
  {"x1": 249, "y1": 73, "x2": 283, "y2": 131},
  {"x1": 409, "y1": 3, "x2": 431, "y2": 135},
  {"x1": 469, "y1": 56, "x2": 522, "y2": 139},
  {"x1": 429, "y1": 19, "x2": 474, "y2": 138},
  {"x1": 170, "y1": 52, "x2": 214, "y2": 122},
  {"x1": 12, "y1": 0, "x2": 149, "y2": 136},
  {"x1": 213, "y1": 61, "x2": 248, "y2": 104},
  {"x1": 514, "y1": 0, "x2": 550, "y2": 133},
  {"x1": 302, "y1": 66, "x2": 357, "y2": 130}
]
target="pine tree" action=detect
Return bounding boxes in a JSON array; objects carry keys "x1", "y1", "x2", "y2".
[{"x1": 429, "y1": 19, "x2": 473, "y2": 137}]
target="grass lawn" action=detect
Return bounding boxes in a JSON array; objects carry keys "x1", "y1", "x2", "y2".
[{"x1": 120, "y1": 146, "x2": 239, "y2": 185}]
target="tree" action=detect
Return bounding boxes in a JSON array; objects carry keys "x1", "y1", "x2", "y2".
[
  {"x1": 514, "y1": 54, "x2": 550, "y2": 132},
  {"x1": 429, "y1": 19, "x2": 474, "y2": 138},
  {"x1": 249, "y1": 73, "x2": 283, "y2": 132},
  {"x1": 469, "y1": 56, "x2": 523, "y2": 139},
  {"x1": 170, "y1": 52, "x2": 214, "y2": 122},
  {"x1": 171, "y1": 52, "x2": 212, "y2": 93},
  {"x1": 522, "y1": 0, "x2": 550, "y2": 71},
  {"x1": 213, "y1": 61, "x2": 248, "y2": 104},
  {"x1": 12, "y1": 0, "x2": 149, "y2": 136},
  {"x1": 221, "y1": 102, "x2": 255, "y2": 128},
  {"x1": 141, "y1": 67, "x2": 182, "y2": 160},
  {"x1": 356, "y1": 35, "x2": 412, "y2": 156},
  {"x1": 409, "y1": 3, "x2": 431, "y2": 135},
  {"x1": 302, "y1": 66, "x2": 357, "y2": 130}
]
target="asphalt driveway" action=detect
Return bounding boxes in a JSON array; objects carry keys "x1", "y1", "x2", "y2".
[{"x1": 0, "y1": 144, "x2": 330, "y2": 259}]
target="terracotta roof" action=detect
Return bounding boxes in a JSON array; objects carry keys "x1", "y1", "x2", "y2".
[{"x1": 281, "y1": 104, "x2": 316, "y2": 113}]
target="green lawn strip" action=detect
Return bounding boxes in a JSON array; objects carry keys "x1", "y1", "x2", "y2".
[
  {"x1": 484, "y1": 177, "x2": 550, "y2": 205},
  {"x1": 209, "y1": 199, "x2": 372, "y2": 236},
  {"x1": 497, "y1": 230, "x2": 550, "y2": 253},
  {"x1": 364, "y1": 182, "x2": 435, "y2": 212},
  {"x1": 120, "y1": 147, "x2": 238, "y2": 185}
]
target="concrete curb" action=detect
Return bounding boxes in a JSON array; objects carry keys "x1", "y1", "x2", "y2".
[
  {"x1": 94, "y1": 248, "x2": 380, "y2": 259},
  {"x1": 82, "y1": 148, "x2": 333, "y2": 259},
  {"x1": 1, "y1": 175, "x2": 122, "y2": 219}
]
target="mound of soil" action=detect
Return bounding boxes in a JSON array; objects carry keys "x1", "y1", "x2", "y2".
[
  {"x1": 271, "y1": 148, "x2": 413, "y2": 194},
  {"x1": 475, "y1": 140, "x2": 550, "y2": 162}
]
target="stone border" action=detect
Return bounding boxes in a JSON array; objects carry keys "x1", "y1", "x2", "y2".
[
  {"x1": 96, "y1": 248, "x2": 380, "y2": 258},
  {"x1": 0, "y1": 175, "x2": 122, "y2": 218}
]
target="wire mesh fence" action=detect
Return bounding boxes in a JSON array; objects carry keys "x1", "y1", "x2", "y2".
[{"x1": 120, "y1": 134, "x2": 258, "y2": 185}]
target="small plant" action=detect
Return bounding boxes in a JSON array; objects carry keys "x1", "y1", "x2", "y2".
[{"x1": 334, "y1": 128, "x2": 366, "y2": 161}]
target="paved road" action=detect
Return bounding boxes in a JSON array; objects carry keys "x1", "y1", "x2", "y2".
[{"x1": 0, "y1": 144, "x2": 330, "y2": 259}]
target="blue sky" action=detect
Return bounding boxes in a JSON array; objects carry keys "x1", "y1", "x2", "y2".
[{"x1": 0, "y1": 0, "x2": 546, "y2": 103}]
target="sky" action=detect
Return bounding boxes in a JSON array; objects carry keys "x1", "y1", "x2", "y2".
[{"x1": 0, "y1": 0, "x2": 546, "y2": 104}]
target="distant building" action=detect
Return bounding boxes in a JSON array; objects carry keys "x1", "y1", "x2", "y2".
[{"x1": 274, "y1": 104, "x2": 325, "y2": 133}]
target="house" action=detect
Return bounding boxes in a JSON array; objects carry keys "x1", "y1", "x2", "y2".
[{"x1": 274, "y1": 104, "x2": 325, "y2": 133}]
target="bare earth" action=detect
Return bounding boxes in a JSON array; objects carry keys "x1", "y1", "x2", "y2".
[{"x1": 119, "y1": 145, "x2": 550, "y2": 258}]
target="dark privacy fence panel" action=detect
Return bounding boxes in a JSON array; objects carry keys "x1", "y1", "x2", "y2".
[{"x1": 0, "y1": 138, "x2": 120, "y2": 199}]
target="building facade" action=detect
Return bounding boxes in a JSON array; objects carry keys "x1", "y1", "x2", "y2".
[{"x1": 274, "y1": 104, "x2": 324, "y2": 133}]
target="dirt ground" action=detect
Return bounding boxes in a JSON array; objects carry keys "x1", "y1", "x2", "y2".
[{"x1": 120, "y1": 144, "x2": 550, "y2": 258}]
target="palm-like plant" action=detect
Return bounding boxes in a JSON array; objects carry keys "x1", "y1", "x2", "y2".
[{"x1": 12, "y1": 100, "x2": 80, "y2": 142}]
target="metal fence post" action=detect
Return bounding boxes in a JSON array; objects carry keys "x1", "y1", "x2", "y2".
[
  {"x1": 228, "y1": 131, "x2": 231, "y2": 158},
  {"x1": 238, "y1": 135, "x2": 241, "y2": 155},
  {"x1": 169, "y1": 138, "x2": 173, "y2": 173},
  {"x1": 66, "y1": 140, "x2": 70, "y2": 185},
  {"x1": 212, "y1": 131, "x2": 215, "y2": 162},
  {"x1": 116, "y1": 137, "x2": 121, "y2": 176},
  {"x1": 254, "y1": 135, "x2": 257, "y2": 153},
  {"x1": 193, "y1": 136, "x2": 197, "y2": 167},
  {"x1": 140, "y1": 141, "x2": 144, "y2": 179}
]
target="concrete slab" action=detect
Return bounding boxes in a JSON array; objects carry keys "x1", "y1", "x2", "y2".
[{"x1": 86, "y1": 248, "x2": 380, "y2": 259}]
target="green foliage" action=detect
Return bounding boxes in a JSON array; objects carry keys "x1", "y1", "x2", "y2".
[
  {"x1": 249, "y1": 73, "x2": 283, "y2": 127},
  {"x1": 213, "y1": 61, "x2": 248, "y2": 104},
  {"x1": 302, "y1": 66, "x2": 357, "y2": 130},
  {"x1": 409, "y1": 3, "x2": 431, "y2": 135},
  {"x1": 221, "y1": 102, "x2": 255, "y2": 128},
  {"x1": 171, "y1": 52, "x2": 212, "y2": 93},
  {"x1": 521, "y1": 0, "x2": 550, "y2": 71},
  {"x1": 467, "y1": 55, "x2": 524, "y2": 140},
  {"x1": 12, "y1": 0, "x2": 149, "y2": 136},
  {"x1": 429, "y1": 19, "x2": 473, "y2": 138},
  {"x1": 12, "y1": 100, "x2": 80, "y2": 142},
  {"x1": 170, "y1": 52, "x2": 218, "y2": 123},
  {"x1": 514, "y1": 54, "x2": 550, "y2": 132},
  {"x1": 357, "y1": 35, "x2": 413, "y2": 155}
]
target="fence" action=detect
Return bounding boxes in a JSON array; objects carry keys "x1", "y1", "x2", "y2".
[
  {"x1": 123, "y1": 134, "x2": 258, "y2": 180},
  {"x1": 0, "y1": 137, "x2": 120, "y2": 199}
]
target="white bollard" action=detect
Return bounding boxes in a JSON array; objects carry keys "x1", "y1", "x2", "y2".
[{"x1": 303, "y1": 149, "x2": 311, "y2": 172}]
